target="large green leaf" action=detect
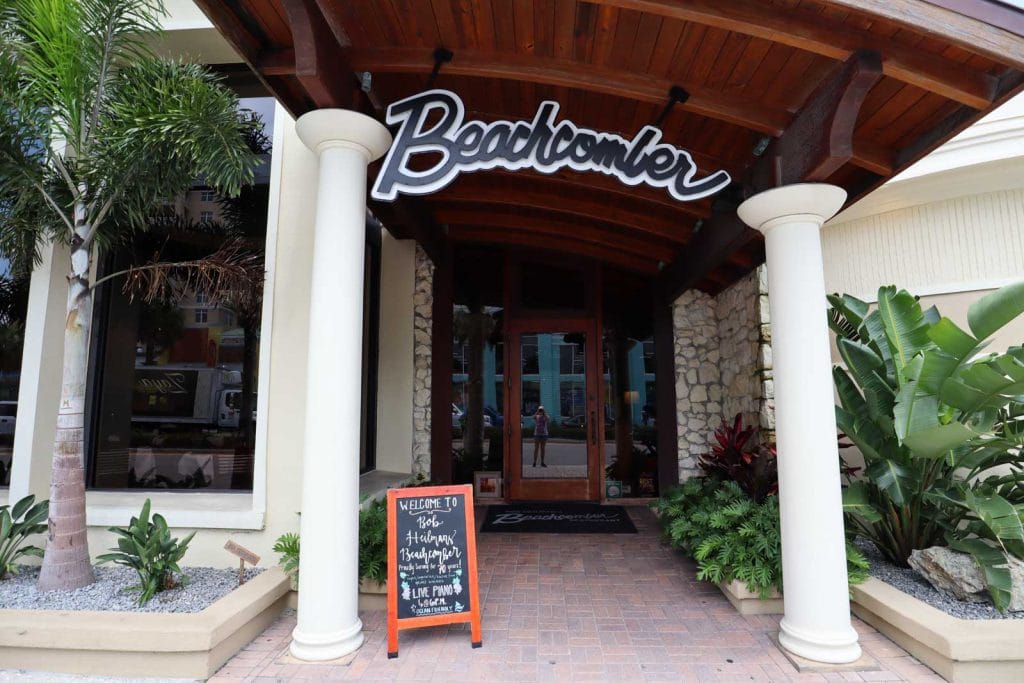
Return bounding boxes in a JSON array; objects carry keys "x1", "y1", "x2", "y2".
[
  {"x1": 947, "y1": 537, "x2": 1013, "y2": 612},
  {"x1": 968, "y1": 281, "x2": 1024, "y2": 341},
  {"x1": 964, "y1": 490, "x2": 1024, "y2": 547},
  {"x1": 903, "y1": 422, "x2": 975, "y2": 458},
  {"x1": 876, "y1": 286, "x2": 933, "y2": 386},
  {"x1": 927, "y1": 317, "x2": 978, "y2": 359},
  {"x1": 837, "y1": 338, "x2": 895, "y2": 420},
  {"x1": 843, "y1": 482, "x2": 883, "y2": 524},
  {"x1": 865, "y1": 459, "x2": 917, "y2": 506}
]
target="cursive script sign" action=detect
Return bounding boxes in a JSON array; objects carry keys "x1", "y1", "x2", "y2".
[
  {"x1": 387, "y1": 484, "x2": 482, "y2": 658},
  {"x1": 372, "y1": 89, "x2": 731, "y2": 203}
]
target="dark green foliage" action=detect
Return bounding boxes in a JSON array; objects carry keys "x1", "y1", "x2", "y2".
[
  {"x1": 698, "y1": 414, "x2": 778, "y2": 502},
  {"x1": 359, "y1": 498, "x2": 387, "y2": 584},
  {"x1": 0, "y1": 494, "x2": 48, "y2": 578},
  {"x1": 272, "y1": 532, "x2": 299, "y2": 588},
  {"x1": 654, "y1": 478, "x2": 868, "y2": 598},
  {"x1": 830, "y1": 283, "x2": 1024, "y2": 611},
  {"x1": 96, "y1": 499, "x2": 194, "y2": 605}
]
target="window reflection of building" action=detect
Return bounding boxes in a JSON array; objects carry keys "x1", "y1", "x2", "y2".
[{"x1": 86, "y1": 98, "x2": 277, "y2": 492}]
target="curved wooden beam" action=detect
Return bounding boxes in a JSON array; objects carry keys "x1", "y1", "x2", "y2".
[
  {"x1": 433, "y1": 180, "x2": 695, "y2": 244},
  {"x1": 349, "y1": 47, "x2": 790, "y2": 135},
  {"x1": 433, "y1": 208, "x2": 679, "y2": 264},
  {"x1": 586, "y1": 0, "x2": 997, "y2": 108},
  {"x1": 447, "y1": 226, "x2": 660, "y2": 275}
]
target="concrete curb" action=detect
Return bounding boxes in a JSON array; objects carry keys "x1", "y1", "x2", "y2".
[{"x1": 0, "y1": 567, "x2": 291, "y2": 679}]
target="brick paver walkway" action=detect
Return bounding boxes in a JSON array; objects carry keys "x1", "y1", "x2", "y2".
[{"x1": 212, "y1": 507, "x2": 939, "y2": 682}]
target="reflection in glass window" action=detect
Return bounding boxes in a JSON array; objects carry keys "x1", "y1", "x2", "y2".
[
  {"x1": 0, "y1": 266, "x2": 28, "y2": 487},
  {"x1": 86, "y1": 98, "x2": 276, "y2": 491}
]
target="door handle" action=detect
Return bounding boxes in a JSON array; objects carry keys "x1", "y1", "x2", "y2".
[{"x1": 590, "y1": 411, "x2": 597, "y2": 445}]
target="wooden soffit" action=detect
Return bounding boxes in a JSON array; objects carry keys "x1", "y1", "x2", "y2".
[{"x1": 195, "y1": 0, "x2": 1024, "y2": 296}]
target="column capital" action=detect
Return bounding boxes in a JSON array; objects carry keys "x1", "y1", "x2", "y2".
[
  {"x1": 737, "y1": 183, "x2": 847, "y2": 234},
  {"x1": 296, "y1": 108, "x2": 392, "y2": 162}
]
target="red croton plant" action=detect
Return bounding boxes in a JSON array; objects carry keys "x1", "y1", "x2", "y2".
[{"x1": 698, "y1": 414, "x2": 778, "y2": 503}]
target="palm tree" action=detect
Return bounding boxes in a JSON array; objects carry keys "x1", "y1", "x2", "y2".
[{"x1": 0, "y1": 0, "x2": 257, "y2": 591}]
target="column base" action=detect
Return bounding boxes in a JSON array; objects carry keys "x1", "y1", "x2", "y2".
[
  {"x1": 289, "y1": 618, "x2": 365, "y2": 661},
  {"x1": 779, "y1": 617, "x2": 861, "y2": 664}
]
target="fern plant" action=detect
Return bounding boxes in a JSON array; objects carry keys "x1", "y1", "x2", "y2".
[
  {"x1": 359, "y1": 498, "x2": 388, "y2": 584},
  {"x1": 655, "y1": 478, "x2": 867, "y2": 598},
  {"x1": 272, "y1": 532, "x2": 300, "y2": 588}
]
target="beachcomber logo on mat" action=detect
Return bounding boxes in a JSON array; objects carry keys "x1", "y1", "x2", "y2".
[
  {"x1": 372, "y1": 89, "x2": 731, "y2": 203},
  {"x1": 490, "y1": 511, "x2": 623, "y2": 525}
]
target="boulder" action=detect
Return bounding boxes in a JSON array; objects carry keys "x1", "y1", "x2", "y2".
[{"x1": 909, "y1": 546, "x2": 1024, "y2": 611}]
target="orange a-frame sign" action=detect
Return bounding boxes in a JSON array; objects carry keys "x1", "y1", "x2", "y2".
[{"x1": 386, "y1": 484, "x2": 482, "y2": 658}]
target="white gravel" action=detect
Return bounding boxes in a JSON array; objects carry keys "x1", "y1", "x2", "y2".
[
  {"x1": 856, "y1": 538, "x2": 1024, "y2": 620},
  {"x1": 0, "y1": 565, "x2": 262, "y2": 613}
]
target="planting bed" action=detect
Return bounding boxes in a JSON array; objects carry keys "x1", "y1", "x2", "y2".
[
  {"x1": 855, "y1": 539, "x2": 1024, "y2": 620},
  {"x1": 0, "y1": 566, "x2": 263, "y2": 613}
]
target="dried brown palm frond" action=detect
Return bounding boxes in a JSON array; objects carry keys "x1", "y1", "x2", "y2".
[{"x1": 95, "y1": 239, "x2": 265, "y2": 309}]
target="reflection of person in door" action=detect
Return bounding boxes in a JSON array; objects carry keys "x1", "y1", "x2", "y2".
[{"x1": 532, "y1": 406, "x2": 549, "y2": 467}]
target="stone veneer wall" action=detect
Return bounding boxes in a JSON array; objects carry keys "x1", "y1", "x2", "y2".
[
  {"x1": 411, "y1": 245, "x2": 434, "y2": 476},
  {"x1": 672, "y1": 289, "x2": 721, "y2": 481},
  {"x1": 672, "y1": 266, "x2": 773, "y2": 482}
]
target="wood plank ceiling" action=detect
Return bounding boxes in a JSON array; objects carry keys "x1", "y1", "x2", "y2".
[{"x1": 195, "y1": 0, "x2": 1024, "y2": 297}]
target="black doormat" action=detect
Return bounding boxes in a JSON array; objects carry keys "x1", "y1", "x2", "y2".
[{"x1": 480, "y1": 503, "x2": 637, "y2": 534}]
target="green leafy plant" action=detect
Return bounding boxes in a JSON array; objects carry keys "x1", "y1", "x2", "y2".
[
  {"x1": 96, "y1": 499, "x2": 194, "y2": 605},
  {"x1": 655, "y1": 478, "x2": 867, "y2": 598},
  {"x1": 272, "y1": 532, "x2": 300, "y2": 588},
  {"x1": 698, "y1": 414, "x2": 778, "y2": 502},
  {"x1": 830, "y1": 282, "x2": 1024, "y2": 610},
  {"x1": 0, "y1": 495, "x2": 48, "y2": 579},
  {"x1": 359, "y1": 498, "x2": 388, "y2": 584}
]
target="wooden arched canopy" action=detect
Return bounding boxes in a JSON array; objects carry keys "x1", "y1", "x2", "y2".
[{"x1": 196, "y1": 0, "x2": 1024, "y2": 297}]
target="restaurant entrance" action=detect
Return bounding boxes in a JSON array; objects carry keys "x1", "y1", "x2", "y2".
[{"x1": 448, "y1": 248, "x2": 661, "y2": 503}]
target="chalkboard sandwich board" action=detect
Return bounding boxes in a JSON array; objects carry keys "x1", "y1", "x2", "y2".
[{"x1": 386, "y1": 484, "x2": 482, "y2": 658}]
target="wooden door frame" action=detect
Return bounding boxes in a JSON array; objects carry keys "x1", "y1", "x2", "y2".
[{"x1": 504, "y1": 316, "x2": 603, "y2": 501}]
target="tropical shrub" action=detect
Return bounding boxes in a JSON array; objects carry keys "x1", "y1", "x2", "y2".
[
  {"x1": 830, "y1": 283, "x2": 1024, "y2": 610},
  {"x1": 698, "y1": 414, "x2": 778, "y2": 502},
  {"x1": 655, "y1": 478, "x2": 868, "y2": 598},
  {"x1": 274, "y1": 496, "x2": 394, "y2": 589},
  {"x1": 0, "y1": 495, "x2": 48, "y2": 579},
  {"x1": 272, "y1": 532, "x2": 300, "y2": 588},
  {"x1": 96, "y1": 499, "x2": 194, "y2": 605},
  {"x1": 359, "y1": 498, "x2": 388, "y2": 584}
]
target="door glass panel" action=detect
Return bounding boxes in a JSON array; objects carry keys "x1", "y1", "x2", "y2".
[{"x1": 521, "y1": 332, "x2": 588, "y2": 479}]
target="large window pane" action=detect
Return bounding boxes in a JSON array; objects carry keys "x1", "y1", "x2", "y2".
[
  {"x1": 0, "y1": 268, "x2": 28, "y2": 487},
  {"x1": 86, "y1": 98, "x2": 274, "y2": 491}
]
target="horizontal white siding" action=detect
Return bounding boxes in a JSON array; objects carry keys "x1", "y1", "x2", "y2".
[{"x1": 822, "y1": 189, "x2": 1024, "y2": 300}]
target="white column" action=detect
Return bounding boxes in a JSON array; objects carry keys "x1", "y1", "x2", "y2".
[
  {"x1": 737, "y1": 183, "x2": 861, "y2": 665},
  {"x1": 291, "y1": 109, "x2": 391, "y2": 661}
]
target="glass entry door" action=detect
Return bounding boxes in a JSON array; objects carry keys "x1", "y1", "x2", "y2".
[{"x1": 506, "y1": 319, "x2": 602, "y2": 501}]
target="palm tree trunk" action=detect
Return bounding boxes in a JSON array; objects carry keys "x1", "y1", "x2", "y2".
[{"x1": 37, "y1": 211, "x2": 95, "y2": 591}]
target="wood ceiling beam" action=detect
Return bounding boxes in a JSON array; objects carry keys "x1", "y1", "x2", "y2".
[
  {"x1": 655, "y1": 212, "x2": 760, "y2": 303},
  {"x1": 750, "y1": 50, "x2": 884, "y2": 188},
  {"x1": 827, "y1": 0, "x2": 1024, "y2": 70},
  {"x1": 657, "y1": 51, "x2": 880, "y2": 302},
  {"x1": 277, "y1": 47, "x2": 891, "y2": 178},
  {"x1": 447, "y1": 226, "x2": 659, "y2": 275},
  {"x1": 280, "y1": 0, "x2": 360, "y2": 109},
  {"x1": 433, "y1": 208, "x2": 679, "y2": 264},
  {"x1": 587, "y1": 0, "x2": 997, "y2": 109},
  {"x1": 433, "y1": 183, "x2": 693, "y2": 244},
  {"x1": 349, "y1": 47, "x2": 790, "y2": 135}
]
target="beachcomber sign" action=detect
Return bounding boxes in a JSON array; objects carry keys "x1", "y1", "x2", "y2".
[{"x1": 371, "y1": 89, "x2": 731, "y2": 203}]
